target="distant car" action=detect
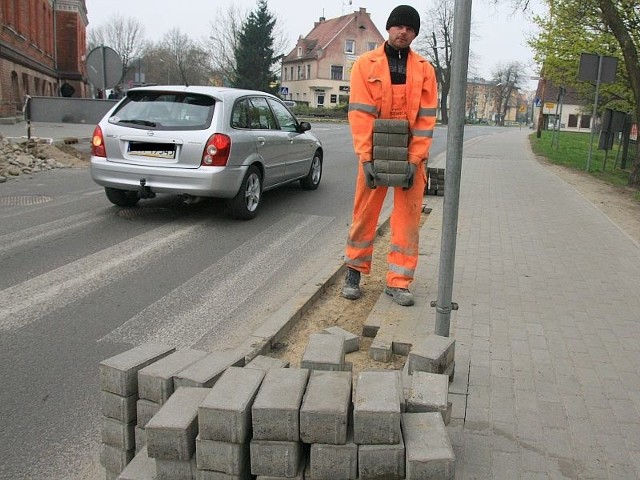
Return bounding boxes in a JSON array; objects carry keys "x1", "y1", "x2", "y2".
[
  {"x1": 90, "y1": 86, "x2": 323, "y2": 219},
  {"x1": 283, "y1": 100, "x2": 297, "y2": 108}
]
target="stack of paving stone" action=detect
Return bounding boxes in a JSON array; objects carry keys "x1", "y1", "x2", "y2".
[
  {"x1": 425, "y1": 167, "x2": 445, "y2": 196},
  {"x1": 99, "y1": 343, "x2": 176, "y2": 479},
  {"x1": 372, "y1": 119, "x2": 410, "y2": 188}
]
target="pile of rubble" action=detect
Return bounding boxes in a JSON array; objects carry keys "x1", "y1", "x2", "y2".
[{"x1": 0, "y1": 134, "x2": 71, "y2": 182}]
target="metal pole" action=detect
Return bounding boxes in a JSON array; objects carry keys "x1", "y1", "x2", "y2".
[
  {"x1": 586, "y1": 55, "x2": 603, "y2": 172},
  {"x1": 434, "y1": 0, "x2": 472, "y2": 337}
]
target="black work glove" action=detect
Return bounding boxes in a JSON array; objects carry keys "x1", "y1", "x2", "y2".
[
  {"x1": 403, "y1": 163, "x2": 417, "y2": 190},
  {"x1": 362, "y1": 161, "x2": 377, "y2": 189}
]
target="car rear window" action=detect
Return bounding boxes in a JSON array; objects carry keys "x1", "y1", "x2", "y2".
[{"x1": 108, "y1": 91, "x2": 214, "y2": 130}]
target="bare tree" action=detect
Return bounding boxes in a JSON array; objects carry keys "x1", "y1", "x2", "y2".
[
  {"x1": 491, "y1": 61, "x2": 525, "y2": 125},
  {"x1": 88, "y1": 14, "x2": 147, "y2": 76},
  {"x1": 159, "y1": 28, "x2": 210, "y2": 86},
  {"x1": 416, "y1": 0, "x2": 455, "y2": 124}
]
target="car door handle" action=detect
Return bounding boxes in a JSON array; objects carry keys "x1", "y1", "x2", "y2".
[
  {"x1": 257, "y1": 136, "x2": 265, "y2": 146},
  {"x1": 288, "y1": 138, "x2": 294, "y2": 143}
]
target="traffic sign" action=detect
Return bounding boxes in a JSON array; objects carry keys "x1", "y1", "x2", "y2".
[
  {"x1": 534, "y1": 97, "x2": 542, "y2": 107},
  {"x1": 280, "y1": 87, "x2": 289, "y2": 95}
]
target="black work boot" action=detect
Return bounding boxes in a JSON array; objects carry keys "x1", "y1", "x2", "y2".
[
  {"x1": 384, "y1": 286, "x2": 415, "y2": 306},
  {"x1": 341, "y1": 267, "x2": 361, "y2": 300}
]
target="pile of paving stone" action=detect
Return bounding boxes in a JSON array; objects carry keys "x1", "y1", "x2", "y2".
[
  {"x1": 0, "y1": 134, "x2": 71, "y2": 182},
  {"x1": 99, "y1": 327, "x2": 456, "y2": 480}
]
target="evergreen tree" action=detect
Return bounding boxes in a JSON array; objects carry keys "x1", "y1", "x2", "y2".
[{"x1": 232, "y1": 0, "x2": 278, "y2": 93}]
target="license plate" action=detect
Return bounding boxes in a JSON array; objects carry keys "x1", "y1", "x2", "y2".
[{"x1": 128, "y1": 142, "x2": 176, "y2": 159}]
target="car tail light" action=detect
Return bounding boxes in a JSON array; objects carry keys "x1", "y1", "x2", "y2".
[
  {"x1": 91, "y1": 126, "x2": 106, "y2": 157},
  {"x1": 201, "y1": 133, "x2": 231, "y2": 166}
]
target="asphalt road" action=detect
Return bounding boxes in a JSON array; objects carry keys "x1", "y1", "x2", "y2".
[{"x1": 0, "y1": 121, "x2": 505, "y2": 478}]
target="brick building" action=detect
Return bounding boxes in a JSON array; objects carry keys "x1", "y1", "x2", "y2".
[
  {"x1": 0, "y1": 0, "x2": 88, "y2": 119},
  {"x1": 280, "y1": 7, "x2": 385, "y2": 109}
]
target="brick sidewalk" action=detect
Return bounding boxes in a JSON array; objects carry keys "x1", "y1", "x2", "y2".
[{"x1": 371, "y1": 129, "x2": 640, "y2": 479}]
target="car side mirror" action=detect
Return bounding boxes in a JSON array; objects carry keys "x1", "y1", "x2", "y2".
[{"x1": 298, "y1": 121, "x2": 311, "y2": 132}]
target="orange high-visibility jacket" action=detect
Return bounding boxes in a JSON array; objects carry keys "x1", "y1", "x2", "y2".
[{"x1": 348, "y1": 44, "x2": 438, "y2": 165}]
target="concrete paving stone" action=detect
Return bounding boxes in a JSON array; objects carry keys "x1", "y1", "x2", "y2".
[
  {"x1": 299, "y1": 370, "x2": 352, "y2": 445},
  {"x1": 256, "y1": 458, "x2": 306, "y2": 479},
  {"x1": 198, "y1": 366, "x2": 265, "y2": 443},
  {"x1": 174, "y1": 351, "x2": 245, "y2": 389},
  {"x1": 117, "y1": 446, "x2": 155, "y2": 480},
  {"x1": 155, "y1": 456, "x2": 197, "y2": 480},
  {"x1": 362, "y1": 311, "x2": 384, "y2": 338},
  {"x1": 358, "y1": 434, "x2": 405, "y2": 480},
  {"x1": 137, "y1": 399, "x2": 161, "y2": 429},
  {"x1": 321, "y1": 326, "x2": 360, "y2": 353},
  {"x1": 309, "y1": 428, "x2": 358, "y2": 480},
  {"x1": 300, "y1": 333, "x2": 345, "y2": 371},
  {"x1": 102, "y1": 390, "x2": 137, "y2": 424},
  {"x1": 369, "y1": 335, "x2": 393, "y2": 363},
  {"x1": 102, "y1": 416, "x2": 135, "y2": 451},
  {"x1": 100, "y1": 442, "x2": 135, "y2": 474},
  {"x1": 353, "y1": 371, "x2": 401, "y2": 445},
  {"x1": 138, "y1": 348, "x2": 209, "y2": 404},
  {"x1": 100, "y1": 343, "x2": 176, "y2": 397},
  {"x1": 196, "y1": 469, "x2": 250, "y2": 480},
  {"x1": 252, "y1": 367, "x2": 309, "y2": 441},
  {"x1": 402, "y1": 412, "x2": 455, "y2": 479},
  {"x1": 244, "y1": 355, "x2": 289, "y2": 371},
  {"x1": 249, "y1": 439, "x2": 303, "y2": 477},
  {"x1": 406, "y1": 372, "x2": 449, "y2": 420},
  {"x1": 146, "y1": 387, "x2": 211, "y2": 461},
  {"x1": 407, "y1": 335, "x2": 455, "y2": 375},
  {"x1": 135, "y1": 426, "x2": 146, "y2": 453},
  {"x1": 195, "y1": 435, "x2": 250, "y2": 476}
]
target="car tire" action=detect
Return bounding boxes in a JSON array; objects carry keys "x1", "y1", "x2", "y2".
[
  {"x1": 227, "y1": 165, "x2": 262, "y2": 220},
  {"x1": 104, "y1": 187, "x2": 140, "y2": 207},
  {"x1": 300, "y1": 151, "x2": 322, "y2": 190}
]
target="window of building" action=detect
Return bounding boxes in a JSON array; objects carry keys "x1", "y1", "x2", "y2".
[
  {"x1": 317, "y1": 94, "x2": 325, "y2": 107},
  {"x1": 297, "y1": 65, "x2": 302, "y2": 80},
  {"x1": 290, "y1": 67, "x2": 293, "y2": 81},
  {"x1": 367, "y1": 42, "x2": 377, "y2": 51},
  {"x1": 330, "y1": 94, "x2": 337, "y2": 103},
  {"x1": 297, "y1": 46, "x2": 302, "y2": 57},
  {"x1": 331, "y1": 65, "x2": 343, "y2": 80},
  {"x1": 568, "y1": 114, "x2": 578, "y2": 128},
  {"x1": 283, "y1": 69, "x2": 287, "y2": 81},
  {"x1": 306, "y1": 65, "x2": 311, "y2": 80},
  {"x1": 345, "y1": 40, "x2": 355, "y2": 54},
  {"x1": 580, "y1": 115, "x2": 591, "y2": 129}
]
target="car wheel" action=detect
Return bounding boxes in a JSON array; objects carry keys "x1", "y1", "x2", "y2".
[
  {"x1": 227, "y1": 165, "x2": 262, "y2": 220},
  {"x1": 104, "y1": 187, "x2": 140, "y2": 207},
  {"x1": 300, "y1": 151, "x2": 322, "y2": 190}
]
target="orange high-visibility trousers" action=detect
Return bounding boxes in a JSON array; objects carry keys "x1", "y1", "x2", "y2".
[{"x1": 345, "y1": 162, "x2": 426, "y2": 289}]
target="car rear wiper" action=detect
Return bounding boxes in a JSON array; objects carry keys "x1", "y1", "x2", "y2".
[{"x1": 118, "y1": 119, "x2": 157, "y2": 127}]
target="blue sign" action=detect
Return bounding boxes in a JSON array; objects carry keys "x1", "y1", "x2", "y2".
[
  {"x1": 280, "y1": 87, "x2": 289, "y2": 95},
  {"x1": 534, "y1": 97, "x2": 542, "y2": 107}
]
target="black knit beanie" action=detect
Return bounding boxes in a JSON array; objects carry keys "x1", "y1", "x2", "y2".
[{"x1": 386, "y1": 5, "x2": 421, "y2": 35}]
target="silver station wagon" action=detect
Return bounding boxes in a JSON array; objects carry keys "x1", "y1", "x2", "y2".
[{"x1": 90, "y1": 86, "x2": 323, "y2": 219}]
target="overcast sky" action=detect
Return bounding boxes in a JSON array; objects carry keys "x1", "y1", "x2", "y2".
[{"x1": 85, "y1": 0, "x2": 545, "y2": 90}]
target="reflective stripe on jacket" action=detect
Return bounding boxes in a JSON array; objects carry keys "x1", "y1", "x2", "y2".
[{"x1": 347, "y1": 43, "x2": 438, "y2": 165}]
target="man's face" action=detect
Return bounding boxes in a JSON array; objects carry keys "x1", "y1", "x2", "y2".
[{"x1": 387, "y1": 25, "x2": 417, "y2": 49}]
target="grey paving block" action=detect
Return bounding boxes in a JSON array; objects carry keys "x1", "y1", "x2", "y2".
[
  {"x1": 353, "y1": 371, "x2": 401, "y2": 445},
  {"x1": 373, "y1": 146, "x2": 409, "y2": 161},
  {"x1": 322, "y1": 326, "x2": 360, "y2": 353},
  {"x1": 155, "y1": 456, "x2": 197, "y2": 480},
  {"x1": 309, "y1": 428, "x2": 358, "y2": 480},
  {"x1": 300, "y1": 370, "x2": 352, "y2": 445},
  {"x1": 250, "y1": 439, "x2": 303, "y2": 478},
  {"x1": 196, "y1": 469, "x2": 251, "y2": 480},
  {"x1": 372, "y1": 132, "x2": 409, "y2": 148},
  {"x1": 101, "y1": 417, "x2": 135, "y2": 451},
  {"x1": 137, "y1": 399, "x2": 161, "y2": 428},
  {"x1": 407, "y1": 335, "x2": 455, "y2": 375},
  {"x1": 117, "y1": 446, "x2": 156, "y2": 480},
  {"x1": 373, "y1": 119, "x2": 409, "y2": 134},
  {"x1": 146, "y1": 387, "x2": 211, "y2": 461},
  {"x1": 138, "y1": 348, "x2": 209, "y2": 404},
  {"x1": 402, "y1": 412, "x2": 455, "y2": 479},
  {"x1": 252, "y1": 368, "x2": 309, "y2": 441},
  {"x1": 198, "y1": 366, "x2": 265, "y2": 443},
  {"x1": 102, "y1": 390, "x2": 137, "y2": 424},
  {"x1": 300, "y1": 333, "x2": 345, "y2": 371},
  {"x1": 374, "y1": 158, "x2": 409, "y2": 174},
  {"x1": 369, "y1": 336, "x2": 392, "y2": 363},
  {"x1": 244, "y1": 355, "x2": 289, "y2": 371},
  {"x1": 100, "y1": 442, "x2": 134, "y2": 474},
  {"x1": 174, "y1": 351, "x2": 245, "y2": 389},
  {"x1": 195, "y1": 435, "x2": 250, "y2": 476},
  {"x1": 256, "y1": 457, "x2": 306, "y2": 479},
  {"x1": 358, "y1": 435, "x2": 405, "y2": 480},
  {"x1": 406, "y1": 372, "x2": 449, "y2": 416},
  {"x1": 100, "y1": 343, "x2": 176, "y2": 396},
  {"x1": 135, "y1": 426, "x2": 146, "y2": 453}
]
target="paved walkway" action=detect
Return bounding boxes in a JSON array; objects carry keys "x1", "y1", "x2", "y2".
[{"x1": 371, "y1": 128, "x2": 640, "y2": 479}]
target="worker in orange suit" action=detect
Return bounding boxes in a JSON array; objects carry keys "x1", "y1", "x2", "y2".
[{"x1": 341, "y1": 5, "x2": 438, "y2": 306}]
